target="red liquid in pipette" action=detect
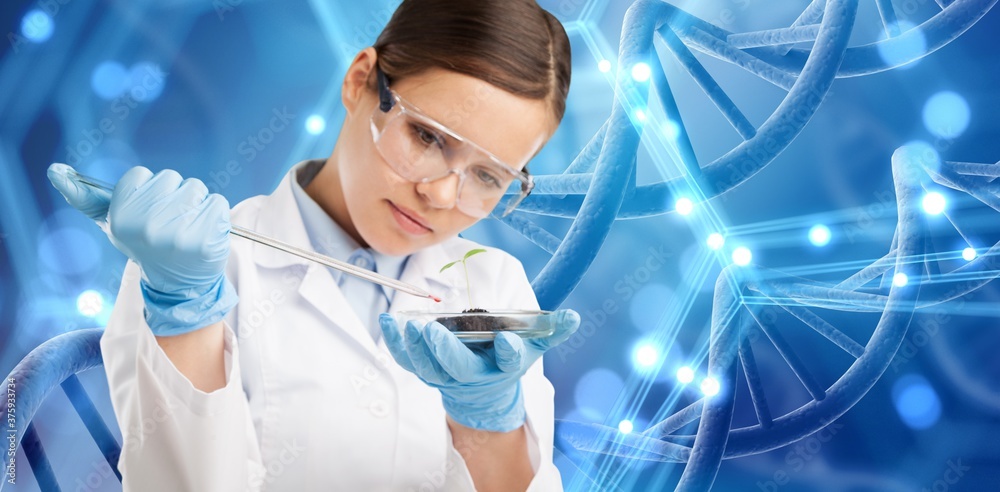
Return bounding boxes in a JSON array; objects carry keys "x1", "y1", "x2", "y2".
[{"x1": 430, "y1": 295, "x2": 441, "y2": 303}]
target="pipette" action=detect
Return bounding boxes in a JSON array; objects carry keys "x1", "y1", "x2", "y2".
[{"x1": 62, "y1": 167, "x2": 442, "y2": 303}]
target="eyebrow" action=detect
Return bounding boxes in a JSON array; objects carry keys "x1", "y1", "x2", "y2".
[
  {"x1": 400, "y1": 98, "x2": 459, "y2": 136},
  {"x1": 396, "y1": 92, "x2": 530, "y2": 170}
]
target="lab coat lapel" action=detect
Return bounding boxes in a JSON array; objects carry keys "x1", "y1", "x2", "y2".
[
  {"x1": 247, "y1": 166, "x2": 378, "y2": 356},
  {"x1": 297, "y1": 260, "x2": 379, "y2": 354},
  {"x1": 247, "y1": 165, "x2": 313, "y2": 269},
  {"x1": 299, "y1": 244, "x2": 462, "y2": 359},
  {"x1": 246, "y1": 165, "x2": 463, "y2": 360}
]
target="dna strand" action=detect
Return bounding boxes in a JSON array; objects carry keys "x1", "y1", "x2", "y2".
[
  {"x1": 914, "y1": 153, "x2": 1000, "y2": 416},
  {"x1": 0, "y1": 0, "x2": 990, "y2": 488},
  {"x1": 555, "y1": 144, "x2": 1000, "y2": 490},
  {"x1": 502, "y1": 0, "x2": 995, "y2": 311},
  {"x1": 492, "y1": 0, "x2": 998, "y2": 490}
]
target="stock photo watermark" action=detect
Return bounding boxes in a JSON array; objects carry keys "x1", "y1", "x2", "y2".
[
  {"x1": 120, "y1": 396, "x2": 181, "y2": 454},
  {"x1": 408, "y1": 426, "x2": 492, "y2": 492},
  {"x1": 555, "y1": 244, "x2": 674, "y2": 361},
  {"x1": 755, "y1": 419, "x2": 845, "y2": 491},
  {"x1": 214, "y1": 0, "x2": 247, "y2": 21},
  {"x1": 4, "y1": 377, "x2": 15, "y2": 486},
  {"x1": 7, "y1": 0, "x2": 74, "y2": 53},
  {"x1": 247, "y1": 439, "x2": 306, "y2": 490},
  {"x1": 890, "y1": 302, "x2": 961, "y2": 373},
  {"x1": 70, "y1": 457, "x2": 119, "y2": 492},
  {"x1": 715, "y1": 84, "x2": 829, "y2": 200},
  {"x1": 350, "y1": 351, "x2": 394, "y2": 419},
  {"x1": 843, "y1": 134, "x2": 958, "y2": 244},
  {"x1": 921, "y1": 458, "x2": 970, "y2": 492},
  {"x1": 63, "y1": 64, "x2": 168, "y2": 166},
  {"x1": 205, "y1": 106, "x2": 296, "y2": 195},
  {"x1": 337, "y1": 3, "x2": 399, "y2": 60},
  {"x1": 235, "y1": 274, "x2": 294, "y2": 341}
]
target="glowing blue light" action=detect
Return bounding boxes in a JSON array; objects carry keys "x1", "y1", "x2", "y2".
[
  {"x1": 306, "y1": 115, "x2": 326, "y2": 135},
  {"x1": 732, "y1": 246, "x2": 752, "y2": 266},
  {"x1": 598, "y1": 59, "x2": 612, "y2": 73},
  {"x1": 877, "y1": 21, "x2": 926, "y2": 70},
  {"x1": 663, "y1": 120, "x2": 681, "y2": 141},
  {"x1": 893, "y1": 273, "x2": 909, "y2": 287},
  {"x1": 892, "y1": 375, "x2": 941, "y2": 430},
  {"x1": 706, "y1": 233, "x2": 725, "y2": 250},
  {"x1": 127, "y1": 62, "x2": 165, "y2": 102},
  {"x1": 808, "y1": 224, "x2": 832, "y2": 247},
  {"x1": 676, "y1": 366, "x2": 695, "y2": 384},
  {"x1": 634, "y1": 109, "x2": 647, "y2": 122},
  {"x1": 633, "y1": 343, "x2": 659, "y2": 369},
  {"x1": 91, "y1": 61, "x2": 128, "y2": 100},
  {"x1": 618, "y1": 420, "x2": 634, "y2": 434},
  {"x1": 654, "y1": 344, "x2": 687, "y2": 384},
  {"x1": 21, "y1": 10, "x2": 53, "y2": 43},
  {"x1": 76, "y1": 290, "x2": 104, "y2": 317},
  {"x1": 923, "y1": 91, "x2": 970, "y2": 139},
  {"x1": 631, "y1": 62, "x2": 651, "y2": 82},
  {"x1": 921, "y1": 192, "x2": 946, "y2": 215},
  {"x1": 675, "y1": 197, "x2": 693, "y2": 216},
  {"x1": 701, "y1": 377, "x2": 720, "y2": 396},
  {"x1": 962, "y1": 247, "x2": 977, "y2": 261}
]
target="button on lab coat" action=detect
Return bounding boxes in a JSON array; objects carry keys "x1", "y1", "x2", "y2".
[{"x1": 101, "y1": 164, "x2": 563, "y2": 491}]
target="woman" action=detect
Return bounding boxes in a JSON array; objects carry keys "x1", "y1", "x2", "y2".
[{"x1": 48, "y1": 0, "x2": 579, "y2": 490}]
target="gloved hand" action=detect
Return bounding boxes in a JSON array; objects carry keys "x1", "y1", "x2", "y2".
[
  {"x1": 47, "y1": 163, "x2": 239, "y2": 336},
  {"x1": 378, "y1": 309, "x2": 580, "y2": 432}
]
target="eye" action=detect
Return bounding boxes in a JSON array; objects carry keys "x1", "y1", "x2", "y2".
[
  {"x1": 473, "y1": 166, "x2": 503, "y2": 188},
  {"x1": 410, "y1": 124, "x2": 445, "y2": 148}
]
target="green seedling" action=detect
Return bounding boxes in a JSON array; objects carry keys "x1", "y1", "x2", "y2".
[{"x1": 439, "y1": 248, "x2": 487, "y2": 308}]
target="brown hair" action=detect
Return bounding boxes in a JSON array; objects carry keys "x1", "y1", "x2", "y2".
[{"x1": 371, "y1": 0, "x2": 572, "y2": 125}]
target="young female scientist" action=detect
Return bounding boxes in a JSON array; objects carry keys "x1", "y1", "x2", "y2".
[{"x1": 47, "y1": 0, "x2": 581, "y2": 490}]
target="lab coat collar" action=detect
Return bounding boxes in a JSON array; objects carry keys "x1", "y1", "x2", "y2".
[
  {"x1": 249, "y1": 159, "x2": 332, "y2": 270},
  {"x1": 244, "y1": 160, "x2": 459, "y2": 356}
]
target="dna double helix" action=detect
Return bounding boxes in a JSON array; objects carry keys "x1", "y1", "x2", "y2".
[
  {"x1": 509, "y1": 0, "x2": 994, "y2": 310},
  {"x1": 555, "y1": 143, "x2": 1000, "y2": 489},
  {"x1": 491, "y1": 0, "x2": 996, "y2": 490}
]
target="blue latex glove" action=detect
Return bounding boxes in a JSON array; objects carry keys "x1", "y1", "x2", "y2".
[
  {"x1": 47, "y1": 163, "x2": 238, "y2": 336},
  {"x1": 378, "y1": 309, "x2": 580, "y2": 432}
]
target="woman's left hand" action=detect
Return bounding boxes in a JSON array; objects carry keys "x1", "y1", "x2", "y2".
[{"x1": 378, "y1": 310, "x2": 580, "y2": 432}]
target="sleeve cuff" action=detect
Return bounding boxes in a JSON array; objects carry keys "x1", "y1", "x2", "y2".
[
  {"x1": 524, "y1": 413, "x2": 543, "y2": 473},
  {"x1": 442, "y1": 424, "x2": 478, "y2": 490},
  {"x1": 104, "y1": 260, "x2": 244, "y2": 418},
  {"x1": 440, "y1": 416, "x2": 554, "y2": 491},
  {"x1": 145, "y1": 319, "x2": 242, "y2": 417}
]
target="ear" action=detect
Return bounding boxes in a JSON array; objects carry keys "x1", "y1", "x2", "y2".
[{"x1": 342, "y1": 47, "x2": 378, "y2": 117}]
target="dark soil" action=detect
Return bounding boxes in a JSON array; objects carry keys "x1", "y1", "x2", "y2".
[{"x1": 435, "y1": 308, "x2": 528, "y2": 332}]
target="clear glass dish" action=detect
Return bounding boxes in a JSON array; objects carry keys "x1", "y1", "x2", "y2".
[{"x1": 394, "y1": 310, "x2": 556, "y2": 342}]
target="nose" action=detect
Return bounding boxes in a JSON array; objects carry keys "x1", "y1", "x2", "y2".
[{"x1": 415, "y1": 171, "x2": 461, "y2": 210}]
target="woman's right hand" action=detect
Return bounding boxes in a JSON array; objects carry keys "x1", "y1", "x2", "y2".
[{"x1": 48, "y1": 164, "x2": 239, "y2": 336}]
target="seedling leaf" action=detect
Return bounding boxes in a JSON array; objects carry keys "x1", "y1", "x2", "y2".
[
  {"x1": 464, "y1": 248, "x2": 487, "y2": 260},
  {"x1": 439, "y1": 248, "x2": 490, "y2": 309}
]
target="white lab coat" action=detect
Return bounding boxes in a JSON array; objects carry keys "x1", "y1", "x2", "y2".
[{"x1": 101, "y1": 165, "x2": 563, "y2": 491}]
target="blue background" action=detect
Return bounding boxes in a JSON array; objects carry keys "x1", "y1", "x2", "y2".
[{"x1": 1, "y1": 0, "x2": 998, "y2": 490}]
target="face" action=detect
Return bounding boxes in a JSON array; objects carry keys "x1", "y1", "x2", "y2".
[{"x1": 309, "y1": 47, "x2": 556, "y2": 257}]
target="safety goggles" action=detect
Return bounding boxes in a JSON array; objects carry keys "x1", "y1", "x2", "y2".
[{"x1": 369, "y1": 66, "x2": 534, "y2": 219}]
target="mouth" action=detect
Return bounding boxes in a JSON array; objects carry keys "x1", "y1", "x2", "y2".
[{"x1": 388, "y1": 201, "x2": 433, "y2": 235}]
